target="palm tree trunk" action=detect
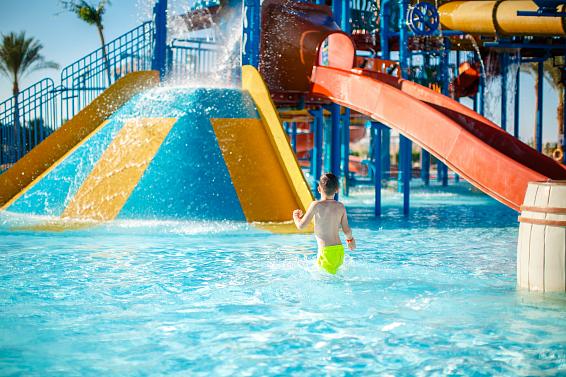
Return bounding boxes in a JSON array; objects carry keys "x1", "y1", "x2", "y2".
[
  {"x1": 12, "y1": 79, "x2": 20, "y2": 162},
  {"x1": 97, "y1": 23, "x2": 112, "y2": 85}
]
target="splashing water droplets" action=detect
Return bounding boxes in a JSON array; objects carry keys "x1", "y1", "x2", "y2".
[{"x1": 160, "y1": 0, "x2": 243, "y2": 89}]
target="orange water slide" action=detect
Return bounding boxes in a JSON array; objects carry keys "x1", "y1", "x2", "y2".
[{"x1": 311, "y1": 66, "x2": 566, "y2": 211}]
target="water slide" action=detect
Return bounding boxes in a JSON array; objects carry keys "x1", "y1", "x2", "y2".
[
  {"x1": 438, "y1": 1, "x2": 566, "y2": 36},
  {"x1": 0, "y1": 68, "x2": 313, "y2": 230},
  {"x1": 310, "y1": 65, "x2": 566, "y2": 211},
  {"x1": 258, "y1": 0, "x2": 566, "y2": 212}
]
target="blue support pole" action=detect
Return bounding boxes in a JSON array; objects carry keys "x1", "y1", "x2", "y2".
[
  {"x1": 421, "y1": 150, "x2": 430, "y2": 186},
  {"x1": 501, "y1": 53, "x2": 508, "y2": 132},
  {"x1": 536, "y1": 61, "x2": 544, "y2": 153},
  {"x1": 380, "y1": 0, "x2": 390, "y2": 60},
  {"x1": 473, "y1": 93, "x2": 478, "y2": 113},
  {"x1": 341, "y1": 108, "x2": 351, "y2": 196},
  {"x1": 151, "y1": 0, "x2": 168, "y2": 79},
  {"x1": 399, "y1": 0, "x2": 410, "y2": 215},
  {"x1": 381, "y1": 127, "x2": 391, "y2": 179},
  {"x1": 309, "y1": 118, "x2": 316, "y2": 177},
  {"x1": 165, "y1": 46, "x2": 173, "y2": 76},
  {"x1": 332, "y1": 1, "x2": 350, "y2": 32},
  {"x1": 514, "y1": 59, "x2": 521, "y2": 138},
  {"x1": 242, "y1": 0, "x2": 261, "y2": 67},
  {"x1": 332, "y1": 0, "x2": 350, "y2": 33},
  {"x1": 372, "y1": 122, "x2": 383, "y2": 217},
  {"x1": 330, "y1": 103, "x2": 341, "y2": 178},
  {"x1": 478, "y1": 75, "x2": 485, "y2": 116},
  {"x1": 379, "y1": 1, "x2": 391, "y2": 180},
  {"x1": 453, "y1": 51, "x2": 460, "y2": 183},
  {"x1": 398, "y1": 140, "x2": 404, "y2": 193},
  {"x1": 440, "y1": 39, "x2": 450, "y2": 187},
  {"x1": 400, "y1": 137, "x2": 411, "y2": 216},
  {"x1": 332, "y1": 1, "x2": 342, "y2": 28},
  {"x1": 310, "y1": 109, "x2": 324, "y2": 197},
  {"x1": 291, "y1": 122, "x2": 297, "y2": 153}
]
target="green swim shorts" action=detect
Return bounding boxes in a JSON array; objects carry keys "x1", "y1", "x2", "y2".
[{"x1": 317, "y1": 244, "x2": 344, "y2": 274}]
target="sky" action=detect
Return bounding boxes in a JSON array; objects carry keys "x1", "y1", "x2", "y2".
[{"x1": 0, "y1": 0, "x2": 563, "y2": 143}]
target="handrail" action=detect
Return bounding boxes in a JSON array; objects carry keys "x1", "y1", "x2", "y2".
[
  {"x1": 59, "y1": 21, "x2": 154, "y2": 123},
  {"x1": 0, "y1": 19, "x2": 222, "y2": 170},
  {"x1": 0, "y1": 22, "x2": 155, "y2": 170},
  {"x1": 0, "y1": 78, "x2": 57, "y2": 170}
]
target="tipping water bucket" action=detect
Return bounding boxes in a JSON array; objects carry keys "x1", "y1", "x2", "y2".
[{"x1": 517, "y1": 181, "x2": 566, "y2": 292}]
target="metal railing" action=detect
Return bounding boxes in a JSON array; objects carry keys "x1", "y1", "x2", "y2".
[
  {"x1": 0, "y1": 21, "x2": 155, "y2": 170},
  {"x1": 60, "y1": 21, "x2": 154, "y2": 123},
  {"x1": 0, "y1": 79, "x2": 58, "y2": 169},
  {"x1": 167, "y1": 38, "x2": 220, "y2": 82},
  {"x1": 0, "y1": 20, "x2": 227, "y2": 171}
]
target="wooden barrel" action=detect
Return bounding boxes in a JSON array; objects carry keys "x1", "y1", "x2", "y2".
[{"x1": 517, "y1": 181, "x2": 566, "y2": 292}]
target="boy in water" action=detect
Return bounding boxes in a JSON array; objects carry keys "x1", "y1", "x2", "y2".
[{"x1": 292, "y1": 173, "x2": 356, "y2": 274}]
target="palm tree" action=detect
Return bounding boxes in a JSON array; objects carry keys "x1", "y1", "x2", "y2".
[
  {"x1": 0, "y1": 32, "x2": 58, "y2": 161},
  {"x1": 0, "y1": 32, "x2": 59, "y2": 97},
  {"x1": 62, "y1": 0, "x2": 112, "y2": 83},
  {"x1": 521, "y1": 58, "x2": 564, "y2": 150}
]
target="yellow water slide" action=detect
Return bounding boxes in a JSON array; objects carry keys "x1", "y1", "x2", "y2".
[
  {"x1": 0, "y1": 71, "x2": 159, "y2": 208},
  {"x1": 216, "y1": 65, "x2": 313, "y2": 229},
  {"x1": 0, "y1": 66, "x2": 313, "y2": 232},
  {"x1": 438, "y1": 1, "x2": 566, "y2": 36}
]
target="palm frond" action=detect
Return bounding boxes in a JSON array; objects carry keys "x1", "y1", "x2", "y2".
[
  {"x1": 0, "y1": 31, "x2": 58, "y2": 88},
  {"x1": 61, "y1": 0, "x2": 109, "y2": 26}
]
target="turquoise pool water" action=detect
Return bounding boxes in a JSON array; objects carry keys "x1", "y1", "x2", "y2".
[{"x1": 1, "y1": 183, "x2": 565, "y2": 376}]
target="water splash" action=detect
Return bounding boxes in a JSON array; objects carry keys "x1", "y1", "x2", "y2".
[
  {"x1": 466, "y1": 34, "x2": 486, "y2": 79},
  {"x1": 135, "y1": 0, "x2": 243, "y2": 89}
]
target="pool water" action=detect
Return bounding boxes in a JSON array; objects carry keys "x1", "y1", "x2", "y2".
[{"x1": 1, "y1": 183, "x2": 565, "y2": 376}]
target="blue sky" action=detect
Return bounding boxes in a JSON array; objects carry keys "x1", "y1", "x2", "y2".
[{"x1": 0, "y1": 0, "x2": 562, "y2": 143}]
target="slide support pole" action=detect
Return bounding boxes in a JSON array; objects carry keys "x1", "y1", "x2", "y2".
[
  {"x1": 514, "y1": 57, "x2": 521, "y2": 138},
  {"x1": 501, "y1": 53, "x2": 508, "y2": 132},
  {"x1": 454, "y1": 51, "x2": 461, "y2": 183},
  {"x1": 399, "y1": 0, "x2": 410, "y2": 215},
  {"x1": 311, "y1": 109, "x2": 324, "y2": 197},
  {"x1": 479, "y1": 74, "x2": 485, "y2": 116},
  {"x1": 341, "y1": 108, "x2": 351, "y2": 196},
  {"x1": 421, "y1": 149, "x2": 430, "y2": 186},
  {"x1": 379, "y1": 0, "x2": 391, "y2": 180},
  {"x1": 440, "y1": 38, "x2": 450, "y2": 187},
  {"x1": 242, "y1": 0, "x2": 261, "y2": 67},
  {"x1": 291, "y1": 122, "x2": 297, "y2": 153},
  {"x1": 372, "y1": 122, "x2": 382, "y2": 217},
  {"x1": 151, "y1": 0, "x2": 168, "y2": 79},
  {"x1": 380, "y1": 0, "x2": 390, "y2": 60},
  {"x1": 382, "y1": 126, "x2": 391, "y2": 179},
  {"x1": 330, "y1": 103, "x2": 341, "y2": 178},
  {"x1": 473, "y1": 93, "x2": 478, "y2": 113},
  {"x1": 536, "y1": 61, "x2": 544, "y2": 153},
  {"x1": 400, "y1": 136, "x2": 411, "y2": 216}
]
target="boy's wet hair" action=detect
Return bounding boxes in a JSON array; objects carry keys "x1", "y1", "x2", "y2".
[{"x1": 319, "y1": 173, "x2": 339, "y2": 195}]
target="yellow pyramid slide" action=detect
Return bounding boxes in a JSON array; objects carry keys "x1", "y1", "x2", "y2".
[{"x1": 211, "y1": 66, "x2": 314, "y2": 231}]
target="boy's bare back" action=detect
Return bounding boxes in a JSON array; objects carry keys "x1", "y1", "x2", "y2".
[
  {"x1": 292, "y1": 173, "x2": 356, "y2": 252},
  {"x1": 296, "y1": 200, "x2": 353, "y2": 249}
]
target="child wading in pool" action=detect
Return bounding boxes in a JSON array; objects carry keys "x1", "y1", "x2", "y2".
[{"x1": 292, "y1": 173, "x2": 356, "y2": 274}]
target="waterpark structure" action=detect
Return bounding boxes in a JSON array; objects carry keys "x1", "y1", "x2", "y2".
[{"x1": 0, "y1": 0, "x2": 565, "y2": 291}]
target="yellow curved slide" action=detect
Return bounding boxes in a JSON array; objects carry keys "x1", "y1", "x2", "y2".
[
  {"x1": 0, "y1": 71, "x2": 160, "y2": 208},
  {"x1": 211, "y1": 65, "x2": 314, "y2": 232}
]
